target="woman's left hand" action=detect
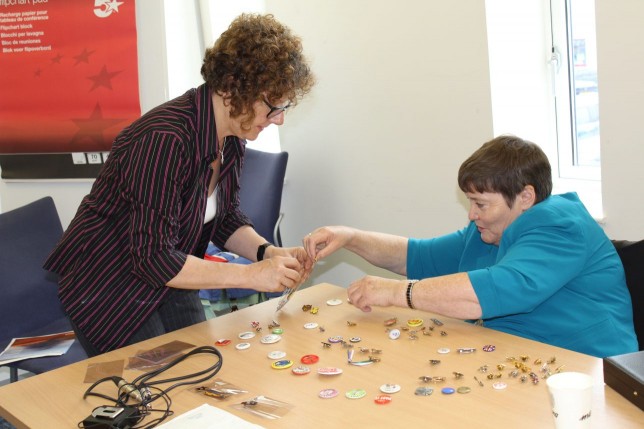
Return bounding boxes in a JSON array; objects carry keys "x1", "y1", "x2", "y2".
[{"x1": 265, "y1": 246, "x2": 314, "y2": 284}]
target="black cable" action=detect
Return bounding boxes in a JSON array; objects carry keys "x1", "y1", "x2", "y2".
[{"x1": 81, "y1": 345, "x2": 223, "y2": 428}]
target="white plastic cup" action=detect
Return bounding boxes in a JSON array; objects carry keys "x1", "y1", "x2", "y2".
[{"x1": 546, "y1": 372, "x2": 593, "y2": 429}]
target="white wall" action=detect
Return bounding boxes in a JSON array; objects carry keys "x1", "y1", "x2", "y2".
[
  {"x1": 595, "y1": 0, "x2": 644, "y2": 240},
  {"x1": 266, "y1": 0, "x2": 493, "y2": 286},
  {"x1": 1, "y1": 0, "x2": 642, "y2": 287}
]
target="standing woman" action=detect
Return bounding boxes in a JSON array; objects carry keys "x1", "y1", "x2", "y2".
[{"x1": 45, "y1": 14, "x2": 315, "y2": 356}]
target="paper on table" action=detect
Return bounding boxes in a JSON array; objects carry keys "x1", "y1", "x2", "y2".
[
  {"x1": 0, "y1": 331, "x2": 75, "y2": 365},
  {"x1": 156, "y1": 403, "x2": 264, "y2": 429}
]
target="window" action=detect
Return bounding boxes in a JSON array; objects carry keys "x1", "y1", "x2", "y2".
[
  {"x1": 550, "y1": 0, "x2": 601, "y2": 180},
  {"x1": 486, "y1": 0, "x2": 603, "y2": 218}
]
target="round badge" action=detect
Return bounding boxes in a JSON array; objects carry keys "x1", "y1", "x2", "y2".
[
  {"x1": 388, "y1": 329, "x2": 401, "y2": 340},
  {"x1": 215, "y1": 339, "x2": 231, "y2": 346},
  {"x1": 235, "y1": 342, "x2": 251, "y2": 350},
  {"x1": 326, "y1": 298, "x2": 343, "y2": 306},
  {"x1": 304, "y1": 322, "x2": 319, "y2": 329},
  {"x1": 380, "y1": 384, "x2": 401, "y2": 394},
  {"x1": 407, "y1": 318, "x2": 424, "y2": 328},
  {"x1": 374, "y1": 394, "x2": 392, "y2": 404},
  {"x1": 267, "y1": 350, "x2": 286, "y2": 360},
  {"x1": 271, "y1": 359, "x2": 294, "y2": 370},
  {"x1": 238, "y1": 331, "x2": 255, "y2": 340},
  {"x1": 483, "y1": 344, "x2": 496, "y2": 352},
  {"x1": 493, "y1": 382, "x2": 508, "y2": 390},
  {"x1": 292, "y1": 365, "x2": 311, "y2": 375},
  {"x1": 349, "y1": 337, "x2": 361, "y2": 343},
  {"x1": 328, "y1": 336, "x2": 343, "y2": 343},
  {"x1": 319, "y1": 388, "x2": 339, "y2": 399},
  {"x1": 272, "y1": 328, "x2": 284, "y2": 335},
  {"x1": 260, "y1": 334, "x2": 281, "y2": 344},
  {"x1": 415, "y1": 387, "x2": 434, "y2": 396},
  {"x1": 317, "y1": 367, "x2": 343, "y2": 375},
  {"x1": 437, "y1": 347, "x2": 451, "y2": 354},
  {"x1": 457, "y1": 386, "x2": 472, "y2": 394},
  {"x1": 345, "y1": 389, "x2": 367, "y2": 399},
  {"x1": 441, "y1": 387, "x2": 456, "y2": 395},
  {"x1": 301, "y1": 354, "x2": 319, "y2": 364}
]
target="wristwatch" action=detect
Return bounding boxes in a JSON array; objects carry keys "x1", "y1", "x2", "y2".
[{"x1": 257, "y1": 242, "x2": 273, "y2": 261}]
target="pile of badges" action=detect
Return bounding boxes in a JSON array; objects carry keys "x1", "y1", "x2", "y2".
[{"x1": 212, "y1": 297, "x2": 566, "y2": 407}]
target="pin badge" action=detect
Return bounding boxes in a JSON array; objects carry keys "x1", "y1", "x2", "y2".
[
  {"x1": 407, "y1": 319, "x2": 423, "y2": 328},
  {"x1": 271, "y1": 359, "x2": 293, "y2": 370},
  {"x1": 319, "y1": 388, "x2": 339, "y2": 399},
  {"x1": 317, "y1": 367, "x2": 343, "y2": 375},
  {"x1": 374, "y1": 395, "x2": 392, "y2": 404},
  {"x1": 292, "y1": 365, "x2": 311, "y2": 375},
  {"x1": 301, "y1": 354, "x2": 319, "y2": 364},
  {"x1": 415, "y1": 387, "x2": 434, "y2": 396},
  {"x1": 260, "y1": 334, "x2": 281, "y2": 344},
  {"x1": 345, "y1": 389, "x2": 367, "y2": 399},
  {"x1": 267, "y1": 350, "x2": 286, "y2": 360},
  {"x1": 380, "y1": 384, "x2": 401, "y2": 394}
]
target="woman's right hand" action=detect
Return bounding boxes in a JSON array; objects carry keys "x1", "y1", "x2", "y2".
[{"x1": 248, "y1": 255, "x2": 304, "y2": 293}]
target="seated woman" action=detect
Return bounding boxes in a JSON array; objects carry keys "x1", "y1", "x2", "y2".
[{"x1": 304, "y1": 135, "x2": 638, "y2": 358}]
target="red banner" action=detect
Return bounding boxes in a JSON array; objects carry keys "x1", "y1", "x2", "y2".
[{"x1": 0, "y1": 0, "x2": 140, "y2": 153}]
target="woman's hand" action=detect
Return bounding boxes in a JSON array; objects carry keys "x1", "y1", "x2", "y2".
[
  {"x1": 247, "y1": 255, "x2": 305, "y2": 293},
  {"x1": 303, "y1": 226, "x2": 356, "y2": 261},
  {"x1": 265, "y1": 245, "x2": 314, "y2": 284},
  {"x1": 346, "y1": 276, "x2": 403, "y2": 312}
]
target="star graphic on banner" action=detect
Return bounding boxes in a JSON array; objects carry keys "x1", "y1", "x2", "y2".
[
  {"x1": 69, "y1": 103, "x2": 125, "y2": 150},
  {"x1": 74, "y1": 48, "x2": 95, "y2": 65},
  {"x1": 105, "y1": 0, "x2": 124, "y2": 13},
  {"x1": 87, "y1": 65, "x2": 122, "y2": 91},
  {"x1": 51, "y1": 53, "x2": 63, "y2": 64}
]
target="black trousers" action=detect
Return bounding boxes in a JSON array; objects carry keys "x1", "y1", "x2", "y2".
[{"x1": 71, "y1": 288, "x2": 206, "y2": 357}]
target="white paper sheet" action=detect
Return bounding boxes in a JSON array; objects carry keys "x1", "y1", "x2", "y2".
[{"x1": 156, "y1": 403, "x2": 265, "y2": 429}]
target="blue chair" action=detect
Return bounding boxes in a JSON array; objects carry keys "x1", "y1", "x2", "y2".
[
  {"x1": 0, "y1": 197, "x2": 88, "y2": 382},
  {"x1": 200, "y1": 149, "x2": 289, "y2": 313}
]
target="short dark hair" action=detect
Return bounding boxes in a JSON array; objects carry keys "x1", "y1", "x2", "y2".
[
  {"x1": 201, "y1": 13, "x2": 315, "y2": 130},
  {"x1": 457, "y1": 135, "x2": 553, "y2": 207}
]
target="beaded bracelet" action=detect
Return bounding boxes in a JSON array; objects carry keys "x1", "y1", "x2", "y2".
[{"x1": 406, "y1": 280, "x2": 418, "y2": 309}]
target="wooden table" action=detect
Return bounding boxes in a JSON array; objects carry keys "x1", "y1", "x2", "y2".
[{"x1": 0, "y1": 284, "x2": 641, "y2": 428}]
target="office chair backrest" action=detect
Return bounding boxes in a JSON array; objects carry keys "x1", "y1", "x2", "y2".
[
  {"x1": 0, "y1": 197, "x2": 65, "y2": 340},
  {"x1": 612, "y1": 239, "x2": 644, "y2": 351},
  {"x1": 239, "y1": 148, "x2": 289, "y2": 246}
]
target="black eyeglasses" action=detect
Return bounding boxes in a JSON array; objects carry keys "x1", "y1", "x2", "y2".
[{"x1": 263, "y1": 98, "x2": 291, "y2": 119}]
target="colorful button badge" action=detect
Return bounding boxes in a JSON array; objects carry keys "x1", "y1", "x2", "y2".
[
  {"x1": 319, "y1": 388, "x2": 339, "y2": 399},
  {"x1": 271, "y1": 359, "x2": 294, "y2": 370},
  {"x1": 345, "y1": 389, "x2": 367, "y2": 399}
]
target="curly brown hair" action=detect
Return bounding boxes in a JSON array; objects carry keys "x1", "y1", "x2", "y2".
[{"x1": 201, "y1": 13, "x2": 315, "y2": 130}]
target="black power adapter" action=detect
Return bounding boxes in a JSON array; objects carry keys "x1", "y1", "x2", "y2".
[{"x1": 82, "y1": 406, "x2": 140, "y2": 429}]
